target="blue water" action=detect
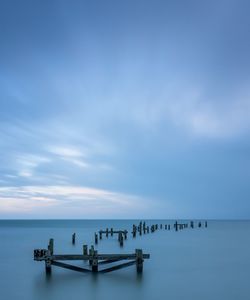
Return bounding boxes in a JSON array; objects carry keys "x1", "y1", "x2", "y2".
[{"x1": 0, "y1": 220, "x2": 249, "y2": 300}]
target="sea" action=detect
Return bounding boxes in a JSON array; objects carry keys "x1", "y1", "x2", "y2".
[{"x1": 0, "y1": 220, "x2": 249, "y2": 300}]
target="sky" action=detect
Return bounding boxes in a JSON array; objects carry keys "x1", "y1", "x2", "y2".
[{"x1": 0, "y1": 0, "x2": 250, "y2": 219}]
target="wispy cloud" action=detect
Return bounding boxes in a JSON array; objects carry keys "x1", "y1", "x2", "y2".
[{"x1": 0, "y1": 185, "x2": 146, "y2": 218}]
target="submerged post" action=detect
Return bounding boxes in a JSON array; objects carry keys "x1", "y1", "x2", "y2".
[
  {"x1": 118, "y1": 232, "x2": 124, "y2": 247},
  {"x1": 48, "y1": 238, "x2": 54, "y2": 255},
  {"x1": 92, "y1": 250, "x2": 98, "y2": 272},
  {"x1": 46, "y1": 240, "x2": 53, "y2": 274},
  {"x1": 89, "y1": 245, "x2": 94, "y2": 266},
  {"x1": 136, "y1": 249, "x2": 143, "y2": 273},
  {"x1": 175, "y1": 221, "x2": 178, "y2": 232},
  {"x1": 95, "y1": 233, "x2": 98, "y2": 245},
  {"x1": 106, "y1": 228, "x2": 109, "y2": 237},
  {"x1": 72, "y1": 233, "x2": 76, "y2": 244},
  {"x1": 83, "y1": 245, "x2": 88, "y2": 260}
]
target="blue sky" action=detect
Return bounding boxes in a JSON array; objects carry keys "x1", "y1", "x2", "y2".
[{"x1": 0, "y1": 0, "x2": 250, "y2": 219}]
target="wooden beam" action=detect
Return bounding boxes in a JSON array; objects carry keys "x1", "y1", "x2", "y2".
[{"x1": 51, "y1": 261, "x2": 91, "y2": 273}]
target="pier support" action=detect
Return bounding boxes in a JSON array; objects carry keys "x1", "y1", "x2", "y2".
[{"x1": 72, "y1": 233, "x2": 76, "y2": 244}]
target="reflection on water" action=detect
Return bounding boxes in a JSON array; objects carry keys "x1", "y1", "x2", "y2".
[{"x1": 0, "y1": 220, "x2": 250, "y2": 300}]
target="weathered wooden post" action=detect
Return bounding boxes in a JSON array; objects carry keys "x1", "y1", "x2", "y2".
[
  {"x1": 190, "y1": 221, "x2": 194, "y2": 228},
  {"x1": 168, "y1": 224, "x2": 170, "y2": 230},
  {"x1": 118, "y1": 232, "x2": 124, "y2": 246},
  {"x1": 111, "y1": 228, "x2": 113, "y2": 236},
  {"x1": 124, "y1": 230, "x2": 127, "y2": 240},
  {"x1": 99, "y1": 231, "x2": 102, "y2": 239},
  {"x1": 205, "y1": 221, "x2": 208, "y2": 227},
  {"x1": 136, "y1": 249, "x2": 143, "y2": 273},
  {"x1": 92, "y1": 250, "x2": 98, "y2": 272},
  {"x1": 48, "y1": 238, "x2": 54, "y2": 255},
  {"x1": 155, "y1": 224, "x2": 158, "y2": 230},
  {"x1": 45, "y1": 258, "x2": 52, "y2": 274},
  {"x1": 132, "y1": 225, "x2": 136, "y2": 238},
  {"x1": 95, "y1": 233, "x2": 98, "y2": 245},
  {"x1": 72, "y1": 233, "x2": 76, "y2": 244},
  {"x1": 45, "y1": 239, "x2": 53, "y2": 274},
  {"x1": 198, "y1": 222, "x2": 201, "y2": 228},
  {"x1": 83, "y1": 245, "x2": 88, "y2": 260},
  {"x1": 147, "y1": 226, "x2": 149, "y2": 233},
  {"x1": 174, "y1": 221, "x2": 178, "y2": 231},
  {"x1": 160, "y1": 224, "x2": 163, "y2": 229},
  {"x1": 89, "y1": 245, "x2": 94, "y2": 266},
  {"x1": 106, "y1": 228, "x2": 109, "y2": 237}
]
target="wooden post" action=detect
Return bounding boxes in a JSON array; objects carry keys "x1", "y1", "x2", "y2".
[
  {"x1": 132, "y1": 226, "x2": 136, "y2": 238},
  {"x1": 106, "y1": 228, "x2": 109, "y2": 237},
  {"x1": 136, "y1": 249, "x2": 143, "y2": 273},
  {"x1": 45, "y1": 259, "x2": 51, "y2": 274},
  {"x1": 92, "y1": 250, "x2": 98, "y2": 272},
  {"x1": 175, "y1": 221, "x2": 178, "y2": 232},
  {"x1": 99, "y1": 231, "x2": 102, "y2": 239},
  {"x1": 168, "y1": 224, "x2": 170, "y2": 230},
  {"x1": 83, "y1": 245, "x2": 88, "y2": 260},
  {"x1": 198, "y1": 222, "x2": 201, "y2": 228},
  {"x1": 147, "y1": 226, "x2": 149, "y2": 233},
  {"x1": 48, "y1": 238, "x2": 54, "y2": 255},
  {"x1": 95, "y1": 233, "x2": 98, "y2": 245},
  {"x1": 190, "y1": 221, "x2": 194, "y2": 228},
  {"x1": 89, "y1": 245, "x2": 94, "y2": 265},
  {"x1": 46, "y1": 241, "x2": 53, "y2": 274},
  {"x1": 124, "y1": 231, "x2": 127, "y2": 240},
  {"x1": 160, "y1": 224, "x2": 163, "y2": 229},
  {"x1": 111, "y1": 228, "x2": 113, "y2": 236},
  {"x1": 118, "y1": 232, "x2": 124, "y2": 247},
  {"x1": 72, "y1": 233, "x2": 76, "y2": 244},
  {"x1": 205, "y1": 221, "x2": 208, "y2": 227}
]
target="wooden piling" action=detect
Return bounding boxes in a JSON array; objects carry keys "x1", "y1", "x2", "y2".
[
  {"x1": 92, "y1": 250, "x2": 98, "y2": 272},
  {"x1": 136, "y1": 249, "x2": 143, "y2": 273},
  {"x1": 106, "y1": 228, "x2": 109, "y2": 237},
  {"x1": 111, "y1": 228, "x2": 113, "y2": 237},
  {"x1": 72, "y1": 233, "x2": 76, "y2": 244},
  {"x1": 95, "y1": 233, "x2": 98, "y2": 245},
  {"x1": 89, "y1": 245, "x2": 94, "y2": 266},
  {"x1": 99, "y1": 231, "x2": 102, "y2": 239},
  {"x1": 174, "y1": 221, "x2": 178, "y2": 232},
  {"x1": 48, "y1": 238, "x2": 54, "y2": 255},
  {"x1": 118, "y1": 232, "x2": 124, "y2": 247},
  {"x1": 83, "y1": 245, "x2": 88, "y2": 260}
]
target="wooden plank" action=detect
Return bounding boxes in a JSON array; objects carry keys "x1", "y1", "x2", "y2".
[
  {"x1": 99, "y1": 260, "x2": 136, "y2": 273},
  {"x1": 51, "y1": 261, "x2": 91, "y2": 273},
  {"x1": 48, "y1": 253, "x2": 150, "y2": 261}
]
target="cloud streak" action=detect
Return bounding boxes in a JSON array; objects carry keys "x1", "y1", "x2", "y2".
[{"x1": 0, "y1": 185, "x2": 146, "y2": 218}]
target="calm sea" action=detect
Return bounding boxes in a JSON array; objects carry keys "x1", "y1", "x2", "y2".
[{"x1": 0, "y1": 220, "x2": 249, "y2": 300}]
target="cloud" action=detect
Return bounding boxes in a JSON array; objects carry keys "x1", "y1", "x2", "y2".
[
  {"x1": 47, "y1": 145, "x2": 85, "y2": 158},
  {"x1": 0, "y1": 185, "x2": 146, "y2": 217}
]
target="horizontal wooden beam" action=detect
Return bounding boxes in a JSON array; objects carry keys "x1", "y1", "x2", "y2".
[{"x1": 48, "y1": 253, "x2": 150, "y2": 261}]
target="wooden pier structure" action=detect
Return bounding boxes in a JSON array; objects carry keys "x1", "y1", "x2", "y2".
[{"x1": 34, "y1": 239, "x2": 150, "y2": 275}]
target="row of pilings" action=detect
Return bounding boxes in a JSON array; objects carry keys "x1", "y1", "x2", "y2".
[{"x1": 70, "y1": 220, "x2": 208, "y2": 247}]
